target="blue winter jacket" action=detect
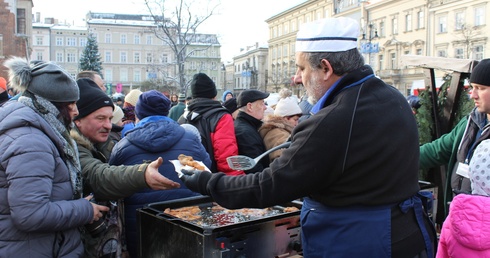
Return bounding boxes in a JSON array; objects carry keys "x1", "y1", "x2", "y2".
[{"x1": 109, "y1": 115, "x2": 211, "y2": 257}]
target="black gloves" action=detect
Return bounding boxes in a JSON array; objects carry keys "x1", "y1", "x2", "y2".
[{"x1": 180, "y1": 169, "x2": 212, "y2": 196}]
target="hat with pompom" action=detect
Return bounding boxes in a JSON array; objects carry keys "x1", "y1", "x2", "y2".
[{"x1": 4, "y1": 57, "x2": 79, "y2": 102}]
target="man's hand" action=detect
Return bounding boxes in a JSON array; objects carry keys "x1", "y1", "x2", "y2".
[
  {"x1": 145, "y1": 157, "x2": 180, "y2": 190},
  {"x1": 180, "y1": 169, "x2": 212, "y2": 195}
]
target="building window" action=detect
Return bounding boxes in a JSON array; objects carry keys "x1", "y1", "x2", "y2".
[
  {"x1": 455, "y1": 11, "x2": 465, "y2": 30},
  {"x1": 120, "y1": 69, "x2": 128, "y2": 82},
  {"x1": 66, "y1": 37, "x2": 76, "y2": 46},
  {"x1": 284, "y1": 45, "x2": 288, "y2": 57},
  {"x1": 56, "y1": 37, "x2": 63, "y2": 46},
  {"x1": 437, "y1": 49, "x2": 447, "y2": 57},
  {"x1": 16, "y1": 9, "x2": 26, "y2": 34},
  {"x1": 67, "y1": 53, "x2": 76, "y2": 63},
  {"x1": 378, "y1": 54, "x2": 384, "y2": 71},
  {"x1": 438, "y1": 16, "x2": 447, "y2": 33},
  {"x1": 475, "y1": 7, "x2": 485, "y2": 26},
  {"x1": 120, "y1": 52, "x2": 127, "y2": 63},
  {"x1": 134, "y1": 70, "x2": 141, "y2": 82},
  {"x1": 405, "y1": 14, "x2": 412, "y2": 31},
  {"x1": 379, "y1": 21, "x2": 385, "y2": 37},
  {"x1": 416, "y1": 49, "x2": 422, "y2": 55},
  {"x1": 455, "y1": 48, "x2": 464, "y2": 59},
  {"x1": 417, "y1": 11, "x2": 425, "y2": 29},
  {"x1": 105, "y1": 51, "x2": 112, "y2": 62},
  {"x1": 161, "y1": 54, "x2": 168, "y2": 63},
  {"x1": 121, "y1": 34, "x2": 127, "y2": 44},
  {"x1": 291, "y1": 20, "x2": 297, "y2": 31},
  {"x1": 392, "y1": 17, "x2": 398, "y2": 35},
  {"x1": 391, "y1": 52, "x2": 396, "y2": 69},
  {"x1": 105, "y1": 33, "x2": 111, "y2": 44},
  {"x1": 36, "y1": 36, "x2": 43, "y2": 45},
  {"x1": 146, "y1": 35, "x2": 152, "y2": 45},
  {"x1": 146, "y1": 53, "x2": 152, "y2": 63},
  {"x1": 80, "y1": 38, "x2": 86, "y2": 47},
  {"x1": 134, "y1": 35, "x2": 140, "y2": 44},
  {"x1": 105, "y1": 69, "x2": 112, "y2": 82},
  {"x1": 36, "y1": 52, "x2": 43, "y2": 60},
  {"x1": 134, "y1": 52, "x2": 140, "y2": 63},
  {"x1": 56, "y1": 52, "x2": 63, "y2": 63},
  {"x1": 474, "y1": 45, "x2": 484, "y2": 60}
]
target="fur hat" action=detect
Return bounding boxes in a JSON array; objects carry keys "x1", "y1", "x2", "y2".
[
  {"x1": 191, "y1": 73, "x2": 217, "y2": 99},
  {"x1": 274, "y1": 97, "x2": 302, "y2": 117},
  {"x1": 237, "y1": 89, "x2": 270, "y2": 108},
  {"x1": 4, "y1": 57, "x2": 79, "y2": 102},
  {"x1": 124, "y1": 89, "x2": 143, "y2": 107},
  {"x1": 135, "y1": 90, "x2": 171, "y2": 119},
  {"x1": 111, "y1": 105, "x2": 124, "y2": 124},
  {"x1": 75, "y1": 78, "x2": 113, "y2": 119},
  {"x1": 470, "y1": 59, "x2": 490, "y2": 86}
]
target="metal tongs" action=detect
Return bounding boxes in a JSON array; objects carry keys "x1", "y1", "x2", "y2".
[{"x1": 226, "y1": 141, "x2": 291, "y2": 170}]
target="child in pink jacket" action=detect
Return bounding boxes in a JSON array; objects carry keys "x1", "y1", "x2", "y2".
[{"x1": 437, "y1": 139, "x2": 490, "y2": 258}]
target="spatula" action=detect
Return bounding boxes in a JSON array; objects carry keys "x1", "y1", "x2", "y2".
[{"x1": 226, "y1": 141, "x2": 291, "y2": 170}]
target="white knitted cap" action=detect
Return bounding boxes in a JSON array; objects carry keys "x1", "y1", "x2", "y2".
[
  {"x1": 296, "y1": 17, "x2": 359, "y2": 53},
  {"x1": 111, "y1": 105, "x2": 124, "y2": 124},
  {"x1": 274, "y1": 97, "x2": 302, "y2": 117},
  {"x1": 124, "y1": 89, "x2": 143, "y2": 107}
]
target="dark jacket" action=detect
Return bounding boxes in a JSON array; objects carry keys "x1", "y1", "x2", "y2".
[
  {"x1": 0, "y1": 101, "x2": 92, "y2": 257},
  {"x1": 109, "y1": 116, "x2": 209, "y2": 257},
  {"x1": 199, "y1": 65, "x2": 427, "y2": 256},
  {"x1": 0, "y1": 91, "x2": 9, "y2": 106},
  {"x1": 168, "y1": 102, "x2": 186, "y2": 121},
  {"x1": 182, "y1": 98, "x2": 244, "y2": 175},
  {"x1": 235, "y1": 111, "x2": 269, "y2": 173}
]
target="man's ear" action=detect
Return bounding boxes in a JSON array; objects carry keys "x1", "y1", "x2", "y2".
[{"x1": 320, "y1": 59, "x2": 334, "y2": 79}]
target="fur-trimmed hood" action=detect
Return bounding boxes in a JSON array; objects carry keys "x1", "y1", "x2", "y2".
[
  {"x1": 259, "y1": 115, "x2": 294, "y2": 138},
  {"x1": 70, "y1": 127, "x2": 95, "y2": 152}
]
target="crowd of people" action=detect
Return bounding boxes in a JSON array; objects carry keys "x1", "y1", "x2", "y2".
[{"x1": 1, "y1": 16, "x2": 490, "y2": 258}]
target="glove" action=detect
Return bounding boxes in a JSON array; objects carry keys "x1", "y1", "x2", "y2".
[{"x1": 180, "y1": 169, "x2": 212, "y2": 195}]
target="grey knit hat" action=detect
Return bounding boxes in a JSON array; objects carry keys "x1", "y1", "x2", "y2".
[{"x1": 4, "y1": 57, "x2": 79, "y2": 102}]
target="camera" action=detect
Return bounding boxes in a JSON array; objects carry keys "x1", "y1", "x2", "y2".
[{"x1": 85, "y1": 198, "x2": 107, "y2": 237}]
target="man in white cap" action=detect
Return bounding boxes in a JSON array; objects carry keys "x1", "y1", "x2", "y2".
[{"x1": 180, "y1": 17, "x2": 436, "y2": 257}]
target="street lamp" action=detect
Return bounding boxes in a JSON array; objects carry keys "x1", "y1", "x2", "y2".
[
  {"x1": 360, "y1": 23, "x2": 379, "y2": 66},
  {"x1": 221, "y1": 63, "x2": 226, "y2": 92}
]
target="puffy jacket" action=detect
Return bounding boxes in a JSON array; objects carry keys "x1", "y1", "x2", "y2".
[
  {"x1": 235, "y1": 111, "x2": 269, "y2": 173},
  {"x1": 109, "y1": 116, "x2": 210, "y2": 257},
  {"x1": 437, "y1": 194, "x2": 490, "y2": 258},
  {"x1": 0, "y1": 101, "x2": 93, "y2": 257}
]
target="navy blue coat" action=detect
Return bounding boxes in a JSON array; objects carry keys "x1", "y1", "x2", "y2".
[{"x1": 109, "y1": 116, "x2": 211, "y2": 257}]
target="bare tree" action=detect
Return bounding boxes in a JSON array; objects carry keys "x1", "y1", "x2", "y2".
[
  {"x1": 454, "y1": 23, "x2": 482, "y2": 59},
  {"x1": 268, "y1": 70, "x2": 291, "y2": 93},
  {"x1": 144, "y1": 0, "x2": 219, "y2": 94}
]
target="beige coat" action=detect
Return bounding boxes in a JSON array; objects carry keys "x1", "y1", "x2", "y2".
[{"x1": 258, "y1": 115, "x2": 294, "y2": 162}]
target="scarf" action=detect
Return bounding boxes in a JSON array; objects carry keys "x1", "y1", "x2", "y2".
[{"x1": 19, "y1": 93, "x2": 83, "y2": 199}]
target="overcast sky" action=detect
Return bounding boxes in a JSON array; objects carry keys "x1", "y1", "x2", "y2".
[{"x1": 32, "y1": 0, "x2": 306, "y2": 62}]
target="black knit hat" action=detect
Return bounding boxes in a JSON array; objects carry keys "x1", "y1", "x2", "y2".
[
  {"x1": 223, "y1": 97, "x2": 238, "y2": 113},
  {"x1": 75, "y1": 78, "x2": 114, "y2": 120},
  {"x1": 470, "y1": 59, "x2": 490, "y2": 86},
  {"x1": 191, "y1": 73, "x2": 217, "y2": 99},
  {"x1": 237, "y1": 89, "x2": 270, "y2": 108},
  {"x1": 135, "y1": 90, "x2": 171, "y2": 119}
]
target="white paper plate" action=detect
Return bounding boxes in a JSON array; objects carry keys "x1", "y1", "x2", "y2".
[{"x1": 169, "y1": 159, "x2": 211, "y2": 177}]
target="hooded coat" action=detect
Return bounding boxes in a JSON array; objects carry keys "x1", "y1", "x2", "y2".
[
  {"x1": 0, "y1": 101, "x2": 93, "y2": 257},
  {"x1": 437, "y1": 194, "x2": 490, "y2": 258},
  {"x1": 109, "y1": 116, "x2": 211, "y2": 257},
  {"x1": 258, "y1": 115, "x2": 294, "y2": 162}
]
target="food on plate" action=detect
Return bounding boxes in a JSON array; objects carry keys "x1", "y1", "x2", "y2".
[{"x1": 178, "y1": 154, "x2": 205, "y2": 170}]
